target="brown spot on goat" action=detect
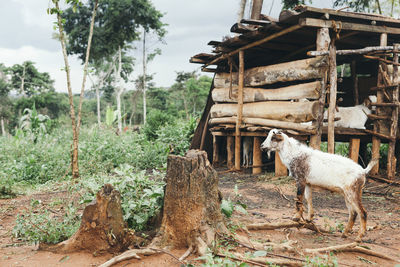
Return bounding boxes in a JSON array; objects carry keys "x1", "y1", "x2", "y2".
[{"x1": 289, "y1": 154, "x2": 310, "y2": 221}]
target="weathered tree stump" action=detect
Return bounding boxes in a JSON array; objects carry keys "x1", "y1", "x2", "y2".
[
  {"x1": 42, "y1": 184, "x2": 134, "y2": 254},
  {"x1": 151, "y1": 149, "x2": 228, "y2": 255}
]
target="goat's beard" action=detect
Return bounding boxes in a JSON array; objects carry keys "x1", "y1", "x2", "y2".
[{"x1": 267, "y1": 150, "x2": 272, "y2": 159}]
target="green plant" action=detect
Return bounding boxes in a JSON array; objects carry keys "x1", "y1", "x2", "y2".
[
  {"x1": 19, "y1": 103, "x2": 51, "y2": 142},
  {"x1": 12, "y1": 200, "x2": 80, "y2": 244},
  {"x1": 305, "y1": 254, "x2": 338, "y2": 267},
  {"x1": 142, "y1": 109, "x2": 173, "y2": 141},
  {"x1": 105, "y1": 105, "x2": 118, "y2": 126},
  {"x1": 196, "y1": 249, "x2": 249, "y2": 267},
  {"x1": 221, "y1": 185, "x2": 247, "y2": 218}
]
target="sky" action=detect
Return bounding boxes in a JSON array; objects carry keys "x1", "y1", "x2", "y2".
[{"x1": 0, "y1": 0, "x2": 333, "y2": 93}]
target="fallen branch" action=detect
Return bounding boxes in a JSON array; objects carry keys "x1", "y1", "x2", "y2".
[
  {"x1": 305, "y1": 243, "x2": 400, "y2": 262},
  {"x1": 149, "y1": 248, "x2": 186, "y2": 265},
  {"x1": 247, "y1": 220, "x2": 329, "y2": 233},
  {"x1": 231, "y1": 252, "x2": 304, "y2": 267},
  {"x1": 274, "y1": 185, "x2": 291, "y2": 202},
  {"x1": 179, "y1": 245, "x2": 193, "y2": 261},
  {"x1": 99, "y1": 248, "x2": 158, "y2": 267}
]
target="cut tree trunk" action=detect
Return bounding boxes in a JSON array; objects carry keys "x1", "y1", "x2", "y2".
[
  {"x1": 42, "y1": 184, "x2": 134, "y2": 254},
  {"x1": 151, "y1": 150, "x2": 228, "y2": 255},
  {"x1": 210, "y1": 101, "x2": 318, "y2": 122},
  {"x1": 1, "y1": 117, "x2": 5, "y2": 137},
  {"x1": 214, "y1": 57, "x2": 327, "y2": 88},
  {"x1": 212, "y1": 81, "x2": 321, "y2": 103}
]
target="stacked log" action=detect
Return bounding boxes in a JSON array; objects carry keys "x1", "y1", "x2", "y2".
[{"x1": 209, "y1": 57, "x2": 328, "y2": 132}]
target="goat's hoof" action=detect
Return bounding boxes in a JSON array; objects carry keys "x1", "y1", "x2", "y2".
[{"x1": 341, "y1": 232, "x2": 348, "y2": 238}]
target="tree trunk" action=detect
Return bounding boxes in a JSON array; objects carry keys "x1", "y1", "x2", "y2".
[
  {"x1": 96, "y1": 84, "x2": 101, "y2": 125},
  {"x1": 210, "y1": 100, "x2": 318, "y2": 122},
  {"x1": 142, "y1": 31, "x2": 147, "y2": 124},
  {"x1": 151, "y1": 150, "x2": 228, "y2": 255},
  {"x1": 42, "y1": 184, "x2": 134, "y2": 254},
  {"x1": 115, "y1": 46, "x2": 123, "y2": 134},
  {"x1": 1, "y1": 117, "x2": 5, "y2": 137}
]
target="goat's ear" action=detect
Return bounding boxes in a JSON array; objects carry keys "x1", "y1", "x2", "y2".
[{"x1": 271, "y1": 133, "x2": 284, "y2": 142}]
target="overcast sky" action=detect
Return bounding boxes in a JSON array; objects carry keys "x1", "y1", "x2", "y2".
[{"x1": 0, "y1": 0, "x2": 333, "y2": 93}]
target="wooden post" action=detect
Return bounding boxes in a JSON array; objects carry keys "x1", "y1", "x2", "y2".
[
  {"x1": 227, "y1": 136, "x2": 234, "y2": 169},
  {"x1": 349, "y1": 138, "x2": 361, "y2": 163},
  {"x1": 327, "y1": 37, "x2": 337, "y2": 154},
  {"x1": 252, "y1": 137, "x2": 262, "y2": 174},
  {"x1": 387, "y1": 43, "x2": 399, "y2": 179},
  {"x1": 351, "y1": 60, "x2": 359, "y2": 105},
  {"x1": 235, "y1": 50, "x2": 245, "y2": 170},
  {"x1": 212, "y1": 135, "x2": 219, "y2": 166},
  {"x1": 275, "y1": 153, "x2": 288, "y2": 176},
  {"x1": 371, "y1": 33, "x2": 387, "y2": 175},
  {"x1": 310, "y1": 27, "x2": 330, "y2": 150},
  {"x1": 250, "y1": 0, "x2": 264, "y2": 20}
]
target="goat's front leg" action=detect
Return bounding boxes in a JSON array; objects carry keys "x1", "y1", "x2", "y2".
[
  {"x1": 293, "y1": 180, "x2": 305, "y2": 222},
  {"x1": 304, "y1": 185, "x2": 313, "y2": 222}
]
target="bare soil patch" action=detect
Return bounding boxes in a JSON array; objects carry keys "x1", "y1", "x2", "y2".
[{"x1": 1, "y1": 171, "x2": 400, "y2": 266}]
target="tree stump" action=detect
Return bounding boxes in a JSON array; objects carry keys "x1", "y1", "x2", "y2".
[
  {"x1": 151, "y1": 149, "x2": 228, "y2": 255},
  {"x1": 42, "y1": 184, "x2": 134, "y2": 254}
]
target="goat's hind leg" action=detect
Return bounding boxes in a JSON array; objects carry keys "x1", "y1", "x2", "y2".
[
  {"x1": 304, "y1": 185, "x2": 314, "y2": 222},
  {"x1": 293, "y1": 181, "x2": 305, "y2": 222},
  {"x1": 342, "y1": 193, "x2": 357, "y2": 238}
]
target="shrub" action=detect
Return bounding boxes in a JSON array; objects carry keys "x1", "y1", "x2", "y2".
[{"x1": 142, "y1": 109, "x2": 173, "y2": 140}]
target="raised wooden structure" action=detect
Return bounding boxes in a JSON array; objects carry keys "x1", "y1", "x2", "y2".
[{"x1": 190, "y1": 5, "x2": 400, "y2": 180}]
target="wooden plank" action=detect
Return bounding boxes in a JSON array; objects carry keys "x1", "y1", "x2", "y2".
[
  {"x1": 212, "y1": 135, "x2": 219, "y2": 166},
  {"x1": 250, "y1": 0, "x2": 263, "y2": 20},
  {"x1": 240, "y1": 18, "x2": 271, "y2": 26},
  {"x1": 235, "y1": 50, "x2": 244, "y2": 171},
  {"x1": 349, "y1": 138, "x2": 361, "y2": 163},
  {"x1": 371, "y1": 102, "x2": 400, "y2": 107},
  {"x1": 327, "y1": 38, "x2": 337, "y2": 154},
  {"x1": 275, "y1": 153, "x2": 288, "y2": 176},
  {"x1": 370, "y1": 85, "x2": 398, "y2": 91},
  {"x1": 212, "y1": 81, "x2": 321, "y2": 103},
  {"x1": 351, "y1": 60, "x2": 359, "y2": 105},
  {"x1": 227, "y1": 136, "x2": 234, "y2": 169},
  {"x1": 371, "y1": 33, "x2": 387, "y2": 175},
  {"x1": 202, "y1": 24, "x2": 303, "y2": 68},
  {"x1": 365, "y1": 129, "x2": 396, "y2": 140},
  {"x1": 367, "y1": 114, "x2": 391, "y2": 120},
  {"x1": 310, "y1": 27, "x2": 330, "y2": 150},
  {"x1": 209, "y1": 117, "x2": 317, "y2": 133},
  {"x1": 387, "y1": 43, "x2": 399, "y2": 179},
  {"x1": 210, "y1": 101, "x2": 319, "y2": 122},
  {"x1": 253, "y1": 137, "x2": 262, "y2": 174},
  {"x1": 214, "y1": 56, "x2": 327, "y2": 88},
  {"x1": 299, "y1": 17, "x2": 400, "y2": 35}
]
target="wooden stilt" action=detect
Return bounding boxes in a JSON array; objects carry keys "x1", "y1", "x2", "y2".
[
  {"x1": 327, "y1": 37, "x2": 337, "y2": 154},
  {"x1": 275, "y1": 153, "x2": 288, "y2": 176},
  {"x1": 235, "y1": 50, "x2": 245, "y2": 170},
  {"x1": 349, "y1": 138, "x2": 360, "y2": 163},
  {"x1": 310, "y1": 27, "x2": 330, "y2": 150},
  {"x1": 252, "y1": 137, "x2": 262, "y2": 174},
  {"x1": 227, "y1": 136, "x2": 234, "y2": 169},
  {"x1": 212, "y1": 135, "x2": 219, "y2": 166},
  {"x1": 387, "y1": 43, "x2": 399, "y2": 179},
  {"x1": 351, "y1": 60, "x2": 359, "y2": 105},
  {"x1": 371, "y1": 33, "x2": 387, "y2": 175}
]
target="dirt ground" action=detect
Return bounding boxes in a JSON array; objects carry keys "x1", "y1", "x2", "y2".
[{"x1": 1, "y1": 171, "x2": 400, "y2": 267}]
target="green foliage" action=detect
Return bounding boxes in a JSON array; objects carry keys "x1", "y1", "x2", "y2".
[
  {"x1": 305, "y1": 254, "x2": 338, "y2": 267},
  {"x1": 78, "y1": 164, "x2": 165, "y2": 230},
  {"x1": 142, "y1": 109, "x2": 173, "y2": 140},
  {"x1": 282, "y1": 0, "x2": 311, "y2": 10},
  {"x1": 20, "y1": 103, "x2": 52, "y2": 138},
  {"x1": 197, "y1": 249, "x2": 249, "y2": 267},
  {"x1": 12, "y1": 200, "x2": 80, "y2": 244},
  {"x1": 221, "y1": 185, "x2": 247, "y2": 218},
  {"x1": 105, "y1": 106, "x2": 117, "y2": 126}
]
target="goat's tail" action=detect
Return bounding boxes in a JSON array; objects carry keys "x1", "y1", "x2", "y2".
[{"x1": 364, "y1": 158, "x2": 379, "y2": 174}]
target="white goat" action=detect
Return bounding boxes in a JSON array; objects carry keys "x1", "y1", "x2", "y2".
[
  {"x1": 243, "y1": 136, "x2": 253, "y2": 167},
  {"x1": 323, "y1": 95, "x2": 376, "y2": 129},
  {"x1": 261, "y1": 129, "x2": 378, "y2": 241}
]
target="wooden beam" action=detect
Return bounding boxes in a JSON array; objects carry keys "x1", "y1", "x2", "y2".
[
  {"x1": 367, "y1": 114, "x2": 391, "y2": 120},
  {"x1": 235, "y1": 50, "x2": 244, "y2": 170},
  {"x1": 308, "y1": 46, "x2": 395, "y2": 56},
  {"x1": 250, "y1": 0, "x2": 264, "y2": 20},
  {"x1": 365, "y1": 129, "x2": 396, "y2": 141},
  {"x1": 227, "y1": 136, "x2": 234, "y2": 169},
  {"x1": 387, "y1": 43, "x2": 399, "y2": 179},
  {"x1": 253, "y1": 137, "x2": 262, "y2": 174},
  {"x1": 240, "y1": 18, "x2": 271, "y2": 26},
  {"x1": 351, "y1": 60, "x2": 359, "y2": 105},
  {"x1": 370, "y1": 85, "x2": 398, "y2": 91},
  {"x1": 327, "y1": 38, "x2": 337, "y2": 154},
  {"x1": 371, "y1": 33, "x2": 387, "y2": 175},
  {"x1": 299, "y1": 17, "x2": 400, "y2": 35},
  {"x1": 310, "y1": 27, "x2": 330, "y2": 150},
  {"x1": 202, "y1": 24, "x2": 303, "y2": 68},
  {"x1": 275, "y1": 153, "x2": 288, "y2": 176},
  {"x1": 209, "y1": 117, "x2": 317, "y2": 134},
  {"x1": 349, "y1": 138, "x2": 361, "y2": 163},
  {"x1": 212, "y1": 135, "x2": 219, "y2": 166}
]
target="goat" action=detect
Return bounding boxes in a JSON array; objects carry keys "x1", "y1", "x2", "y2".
[
  {"x1": 260, "y1": 129, "x2": 378, "y2": 241},
  {"x1": 243, "y1": 136, "x2": 253, "y2": 167},
  {"x1": 323, "y1": 95, "x2": 376, "y2": 129}
]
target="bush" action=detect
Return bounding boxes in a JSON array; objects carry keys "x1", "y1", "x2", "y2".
[{"x1": 142, "y1": 109, "x2": 173, "y2": 140}]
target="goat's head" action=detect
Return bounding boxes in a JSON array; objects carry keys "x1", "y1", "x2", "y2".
[{"x1": 261, "y1": 129, "x2": 285, "y2": 158}]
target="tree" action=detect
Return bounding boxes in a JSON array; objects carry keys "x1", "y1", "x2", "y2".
[
  {"x1": 7, "y1": 61, "x2": 54, "y2": 96},
  {"x1": 169, "y1": 71, "x2": 196, "y2": 119},
  {"x1": 62, "y1": 0, "x2": 166, "y2": 133},
  {"x1": 48, "y1": 0, "x2": 99, "y2": 178},
  {"x1": 0, "y1": 63, "x2": 12, "y2": 136}
]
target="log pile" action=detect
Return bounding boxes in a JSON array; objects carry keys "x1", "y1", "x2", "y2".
[{"x1": 209, "y1": 56, "x2": 328, "y2": 133}]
